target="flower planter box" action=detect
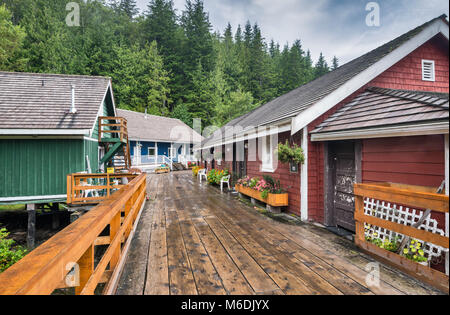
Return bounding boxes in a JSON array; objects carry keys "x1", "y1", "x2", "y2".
[
  {"x1": 354, "y1": 182, "x2": 449, "y2": 294},
  {"x1": 235, "y1": 185, "x2": 288, "y2": 207},
  {"x1": 356, "y1": 239, "x2": 448, "y2": 294},
  {"x1": 155, "y1": 167, "x2": 170, "y2": 174}
]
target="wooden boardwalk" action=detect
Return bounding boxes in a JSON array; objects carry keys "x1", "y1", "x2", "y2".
[{"x1": 116, "y1": 171, "x2": 443, "y2": 295}]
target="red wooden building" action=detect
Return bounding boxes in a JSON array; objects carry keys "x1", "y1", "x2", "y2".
[{"x1": 198, "y1": 15, "x2": 449, "y2": 233}]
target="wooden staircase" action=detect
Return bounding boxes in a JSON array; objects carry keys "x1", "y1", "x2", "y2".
[
  {"x1": 172, "y1": 162, "x2": 187, "y2": 171},
  {"x1": 98, "y1": 116, "x2": 132, "y2": 171}
]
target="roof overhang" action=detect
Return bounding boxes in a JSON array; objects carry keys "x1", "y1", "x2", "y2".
[
  {"x1": 292, "y1": 18, "x2": 449, "y2": 135},
  {"x1": 130, "y1": 137, "x2": 199, "y2": 144},
  {"x1": 0, "y1": 129, "x2": 91, "y2": 136},
  {"x1": 196, "y1": 120, "x2": 291, "y2": 151},
  {"x1": 310, "y1": 121, "x2": 449, "y2": 142}
]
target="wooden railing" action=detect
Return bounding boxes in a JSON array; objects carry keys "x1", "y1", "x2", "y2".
[
  {"x1": 98, "y1": 116, "x2": 128, "y2": 142},
  {"x1": 354, "y1": 182, "x2": 449, "y2": 293},
  {"x1": 67, "y1": 173, "x2": 139, "y2": 205},
  {"x1": 0, "y1": 173, "x2": 147, "y2": 295}
]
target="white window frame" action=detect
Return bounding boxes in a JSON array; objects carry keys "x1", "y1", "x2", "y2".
[
  {"x1": 421, "y1": 59, "x2": 435, "y2": 82},
  {"x1": 148, "y1": 146, "x2": 156, "y2": 157},
  {"x1": 261, "y1": 135, "x2": 275, "y2": 172}
]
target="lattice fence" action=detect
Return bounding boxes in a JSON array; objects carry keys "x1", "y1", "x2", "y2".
[{"x1": 363, "y1": 198, "x2": 448, "y2": 264}]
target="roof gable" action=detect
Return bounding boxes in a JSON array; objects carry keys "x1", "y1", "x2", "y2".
[
  {"x1": 0, "y1": 72, "x2": 112, "y2": 134},
  {"x1": 311, "y1": 87, "x2": 449, "y2": 141},
  {"x1": 117, "y1": 109, "x2": 203, "y2": 144},
  {"x1": 200, "y1": 15, "x2": 449, "y2": 148},
  {"x1": 291, "y1": 15, "x2": 449, "y2": 134}
]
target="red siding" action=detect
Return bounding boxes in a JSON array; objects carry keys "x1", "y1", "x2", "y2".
[
  {"x1": 362, "y1": 135, "x2": 446, "y2": 187},
  {"x1": 246, "y1": 132, "x2": 302, "y2": 215},
  {"x1": 306, "y1": 88, "x2": 368, "y2": 222},
  {"x1": 206, "y1": 36, "x2": 448, "y2": 224},
  {"x1": 369, "y1": 35, "x2": 449, "y2": 93},
  {"x1": 306, "y1": 36, "x2": 448, "y2": 224}
]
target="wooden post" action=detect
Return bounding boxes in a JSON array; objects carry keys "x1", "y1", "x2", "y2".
[
  {"x1": 75, "y1": 244, "x2": 94, "y2": 295},
  {"x1": 51, "y1": 203, "x2": 60, "y2": 230},
  {"x1": 109, "y1": 212, "x2": 121, "y2": 271},
  {"x1": 124, "y1": 196, "x2": 133, "y2": 239},
  {"x1": 67, "y1": 175, "x2": 72, "y2": 204},
  {"x1": 354, "y1": 191, "x2": 365, "y2": 246},
  {"x1": 26, "y1": 204, "x2": 36, "y2": 250}
]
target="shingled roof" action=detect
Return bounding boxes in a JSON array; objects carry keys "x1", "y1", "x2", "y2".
[
  {"x1": 201, "y1": 14, "x2": 448, "y2": 148},
  {"x1": 0, "y1": 72, "x2": 112, "y2": 131},
  {"x1": 310, "y1": 87, "x2": 449, "y2": 140},
  {"x1": 117, "y1": 109, "x2": 203, "y2": 144}
]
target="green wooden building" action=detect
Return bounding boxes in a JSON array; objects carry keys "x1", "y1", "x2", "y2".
[{"x1": 0, "y1": 72, "x2": 120, "y2": 205}]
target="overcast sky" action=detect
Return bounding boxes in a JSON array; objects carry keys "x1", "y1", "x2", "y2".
[{"x1": 135, "y1": 0, "x2": 449, "y2": 65}]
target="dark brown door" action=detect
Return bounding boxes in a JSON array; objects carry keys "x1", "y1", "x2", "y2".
[
  {"x1": 331, "y1": 141, "x2": 356, "y2": 232},
  {"x1": 233, "y1": 141, "x2": 247, "y2": 179}
]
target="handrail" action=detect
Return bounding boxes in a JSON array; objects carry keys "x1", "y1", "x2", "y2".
[
  {"x1": 98, "y1": 116, "x2": 128, "y2": 142},
  {"x1": 0, "y1": 173, "x2": 147, "y2": 295},
  {"x1": 354, "y1": 182, "x2": 449, "y2": 293},
  {"x1": 162, "y1": 155, "x2": 173, "y2": 170},
  {"x1": 67, "y1": 173, "x2": 139, "y2": 205}
]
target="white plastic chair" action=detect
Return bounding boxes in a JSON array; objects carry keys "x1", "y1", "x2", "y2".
[
  {"x1": 198, "y1": 169, "x2": 207, "y2": 183},
  {"x1": 80, "y1": 181, "x2": 99, "y2": 199},
  {"x1": 220, "y1": 175, "x2": 231, "y2": 192}
]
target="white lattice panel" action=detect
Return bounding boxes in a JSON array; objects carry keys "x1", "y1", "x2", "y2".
[{"x1": 363, "y1": 198, "x2": 448, "y2": 262}]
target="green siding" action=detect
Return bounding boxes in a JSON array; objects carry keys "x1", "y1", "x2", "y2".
[
  {"x1": 84, "y1": 139, "x2": 99, "y2": 173},
  {"x1": 0, "y1": 139, "x2": 85, "y2": 199},
  {"x1": 91, "y1": 90, "x2": 116, "y2": 140}
]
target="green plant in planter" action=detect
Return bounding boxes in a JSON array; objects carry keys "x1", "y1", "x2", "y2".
[
  {"x1": 402, "y1": 239, "x2": 428, "y2": 263},
  {"x1": 207, "y1": 169, "x2": 229, "y2": 185},
  {"x1": 365, "y1": 233, "x2": 401, "y2": 253},
  {"x1": 248, "y1": 177, "x2": 259, "y2": 188},
  {"x1": 277, "y1": 140, "x2": 305, "y2": 165}
]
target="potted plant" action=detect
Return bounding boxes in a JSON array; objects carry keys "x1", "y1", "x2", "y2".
[
  {"x1": 365, "y1": 228, "x2": 429, "y2": 266},
  {"x1": 192, "y1": 166, "x2": 201, "y2": 177},
  {"x1": 207, "y1": 169, "x2": 229, "y2": 185},
  {"x1": 277, "y1": 140, "x2": 305, "y2": 171},
  {"x1": 236, "y1": 175, "x2": 288, "y2": 207},
  {"x1": 402, "y1": 239, "x2": 428, "y2": 266},
  {"x1": 365, "y1": 231, "x2": 401, "y2": 253}
]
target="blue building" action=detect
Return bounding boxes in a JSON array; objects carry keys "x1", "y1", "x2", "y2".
[{"x1": 117, "y1": 109, "x2": 201, "y2": 170}]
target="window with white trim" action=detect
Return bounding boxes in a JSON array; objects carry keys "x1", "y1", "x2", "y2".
[
  {"x1": 148, "y1": 147, "x2": 156, "y2": 157},
  {"x1": 422, "y1": 60, "x2": 435, "y2": 82},
  {"x1": 261, "y1": 135, "x2": 274, "y2": 172}
]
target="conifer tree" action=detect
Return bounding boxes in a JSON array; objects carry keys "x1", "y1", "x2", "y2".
[
  {"x1": 331, "y1": 55, "x2": 339, "y2": 70},
  {"x1": 0, "y1": 4, "x2": 27, "y2": 71},
  {"x1": 314, "y1": 52, "x2": 330, "y2": 78}
]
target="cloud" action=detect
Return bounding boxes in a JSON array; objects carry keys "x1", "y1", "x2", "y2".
[{"x1": 135, "y1": 0, "x2": 449, "y2": 65}]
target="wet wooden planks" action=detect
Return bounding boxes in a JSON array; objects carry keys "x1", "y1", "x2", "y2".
[{"x1": 117, "y1": 171, "x2": 443, "y2": 295}]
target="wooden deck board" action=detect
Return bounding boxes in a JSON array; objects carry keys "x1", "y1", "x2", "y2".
[{"x1": 117, "y1": 171, "x2": 444, "y2": 295}]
